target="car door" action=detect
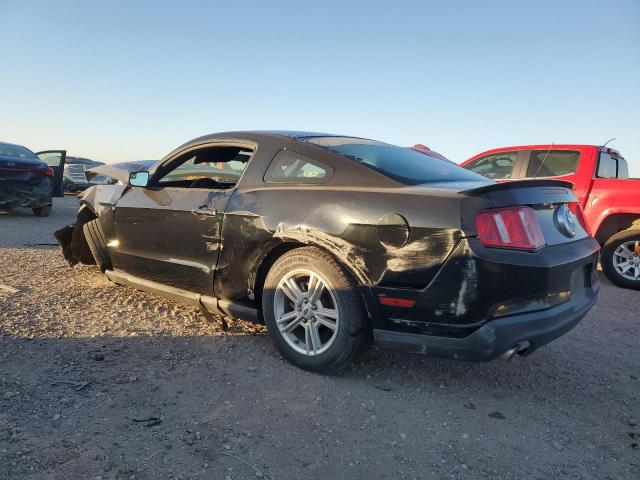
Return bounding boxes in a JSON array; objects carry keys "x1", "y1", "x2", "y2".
[
  {"x1": 110, "y1": 143, "x2": 253, "y2": 295},
  {"x1": 35, "y1": 150, "x2": 66, "y2": 197}
]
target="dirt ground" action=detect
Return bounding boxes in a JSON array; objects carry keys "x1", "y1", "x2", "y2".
[{"x1": 1, "y1": 196, "x2": 638, "y2": 480}]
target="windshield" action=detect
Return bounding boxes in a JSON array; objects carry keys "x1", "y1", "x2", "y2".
[
  {"x1": 305, "y1": 137, "x2": 486, "y2": 185},
  {"x1": 0, "y1": 143, "x2": 37, "y2": 159},
  {"x1": 66, "y1": 164, "x2": 87, "y2": 174},
  {"x1": 89, "y1": 174, "x2": 110, "y2": 184}
]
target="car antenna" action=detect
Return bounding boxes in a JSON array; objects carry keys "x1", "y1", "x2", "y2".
[
  {"x1": 533, "y1": 141, "x2": 554, "y2": 178},
  {"x1": 602, "y1": 137, "x2": 616, "y2": 148}
]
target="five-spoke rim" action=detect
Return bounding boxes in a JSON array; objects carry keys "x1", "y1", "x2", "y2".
[
  {"x1": 273, "y1": 268, "x2": 340, "y2": 356},
  {"x1": 613, "y1": 240, "x2": 640, "y2": 281}
]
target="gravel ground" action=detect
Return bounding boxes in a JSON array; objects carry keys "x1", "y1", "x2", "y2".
[{"x1": 0, "y1": 197, "x2": 638, "y2": 480}]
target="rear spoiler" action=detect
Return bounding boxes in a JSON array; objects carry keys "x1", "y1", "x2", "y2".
[{"x1": 462, "y1": 179, "x2": 574, "y2": 195}]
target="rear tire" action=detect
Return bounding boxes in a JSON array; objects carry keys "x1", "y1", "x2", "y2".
[
  {"x1": 32, "y1": 205, "x2": 52, "y2": 217},
  {"x1": 262, "y1": 247, "x2": 366, "y2": 374},
  {"x1": 601, "y1": 229, "x2": 640, "y2": 290},
  {"x1": 83, "y1": 219, "x2": 111, "y2": 272}
]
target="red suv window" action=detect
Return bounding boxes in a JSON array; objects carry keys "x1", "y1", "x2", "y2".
[
  {"x1": 465, "y1": 152, "x2": 517, "y2": 179},
  {"x1": 526, "y1": 150, "x2": 579, "y2": 178}
]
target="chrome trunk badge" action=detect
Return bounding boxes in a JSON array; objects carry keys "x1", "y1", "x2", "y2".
[{"x1": 555, "y1": 204, "x2": 577, "y2": 237}]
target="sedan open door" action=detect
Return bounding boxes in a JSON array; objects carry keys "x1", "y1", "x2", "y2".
[{"x1": 35, "y1": 150, "x2": 66, "y2": 197}]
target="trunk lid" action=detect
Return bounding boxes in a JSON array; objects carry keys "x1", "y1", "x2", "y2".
[
  {"x1": 0, "y1": 155, "x2": 49, "y2": 183},
  {"x1": 461, "y1": 179, "x2": 589, "y2": 246}
]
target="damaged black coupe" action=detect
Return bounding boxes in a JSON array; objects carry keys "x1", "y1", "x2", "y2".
[{"x1": 55, "y1": 131, "x2": 600, "y2": 372}]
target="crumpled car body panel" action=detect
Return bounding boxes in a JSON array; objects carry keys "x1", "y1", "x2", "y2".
[{"x1": 0, "y1": 177, "x2": 52, "y2": 209}]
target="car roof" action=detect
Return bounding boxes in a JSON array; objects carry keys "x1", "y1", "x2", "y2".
[
  {"x1": 248, "y1": 130, "x2": 351, "y2": 139},
  {"x1": 166, "y1": 130, "x2": 382, "y2": 161},
  {"x1": 185, "y1": 130, "x2": 373, "y2": 145}
]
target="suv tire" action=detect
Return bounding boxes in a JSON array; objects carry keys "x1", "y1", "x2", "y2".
[{"x1": 601, "y1": 229, "x2": 640, "y2": 290}]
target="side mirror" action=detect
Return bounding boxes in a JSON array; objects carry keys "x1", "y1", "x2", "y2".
[{"x1": 129, "y1": 171, "x2": 149, "y2": 187}]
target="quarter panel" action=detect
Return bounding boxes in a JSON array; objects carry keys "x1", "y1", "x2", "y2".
[{"x1": 216, "y1": 186, "x2": 467, "y2": 305}]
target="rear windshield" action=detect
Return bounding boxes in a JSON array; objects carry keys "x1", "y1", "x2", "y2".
[
  {"x1": 304, "y1": 137, "x2": 485, "y2": 185},
  {"x1": 0, "y1": 143, "x2": 37, "y2": 159}
]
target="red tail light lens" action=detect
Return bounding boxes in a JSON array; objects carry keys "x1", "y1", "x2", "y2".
[
  {"x1": 568, "y1": 202, "x2": 590, "y2": 236},
  {"x1": 45, "y1": 167, "x2": 54, "y2": 176},
  {"x1": 378, "y1": 296, "x2": 416, "y2": 307},
  {"x1": 476, "y1": 206, "x2": 545, "y2": 250}
]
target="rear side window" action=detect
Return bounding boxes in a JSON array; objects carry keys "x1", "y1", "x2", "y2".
[
  {"x1": 526, "y1": 150, "x2": 579, "y2": 178},
  {"x1": 598, "y1": 152, "x2": 629, "y2": 179},
  {"x1": 598, "y1": 153, "x2": 617, "y2": 178},
  {"x1": 264, "y1": 150, "x2": 333, "y2": 183},
  {"x1": 465, "y1": 152, "x2": 517, "y2": 179},
  {"x1": 617, "y1": 157, "x2": 629, "y2": 179}
]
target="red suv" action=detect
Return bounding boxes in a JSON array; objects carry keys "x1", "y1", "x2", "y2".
[{"x1": 462, "y1": 145, "x2": 640, "y2": 290}]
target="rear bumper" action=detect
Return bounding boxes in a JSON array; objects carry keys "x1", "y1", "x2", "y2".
[
  {"x1": 373, "y1": 284, "x2": 598, "y2": 361},
  {"x1": 0, "y1": 178, "x2": 52, "y2": 208}
]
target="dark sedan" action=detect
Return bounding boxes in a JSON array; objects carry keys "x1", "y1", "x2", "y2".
[
  {"x1": 0, "y1": 141, "x2": 57, "y2": 216},
  {"x1": 55, "y1": 131, "x2": 600, "y2": 372}
]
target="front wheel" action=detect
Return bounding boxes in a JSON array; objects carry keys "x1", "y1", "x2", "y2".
[
  {"x1": 82, "y1": 219, "x2": 111, "y2": 272},
  {"x1": 601, "y1": 229, "x2": 640, "y2": 290},
  {"x1": 262, "y1": 247, "x2": 366, "y2": 374}
]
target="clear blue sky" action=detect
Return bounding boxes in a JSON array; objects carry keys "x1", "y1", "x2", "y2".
[{"x1": 1, "y1": 0, "x2": 639, "y2": 174}]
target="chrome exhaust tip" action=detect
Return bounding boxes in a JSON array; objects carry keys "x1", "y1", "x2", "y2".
[{"x1": 500, "y1": 341, "x2": 530, "y2": 361}]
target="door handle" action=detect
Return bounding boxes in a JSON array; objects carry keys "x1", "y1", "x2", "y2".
[{"x1": 191, "y1": 206, "x2": 217, "y2": 216}]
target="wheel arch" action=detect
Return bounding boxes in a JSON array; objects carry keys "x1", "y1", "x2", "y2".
[
  {"x1": 253, "y1": 241, "x2": 305, "y2": 308},
  {"x1": 594, "y1": 213, "x2": 640, "y2": 245},
  {"x1": 252, "y1": 240, "x2": 374, "y2": 322}
]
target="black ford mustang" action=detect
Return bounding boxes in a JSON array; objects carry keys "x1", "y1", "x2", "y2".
[{"x1": 55, "y1": 131, "x2": 600, "y2": 373}]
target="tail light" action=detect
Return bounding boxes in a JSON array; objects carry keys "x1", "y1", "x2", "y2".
[
  {"x1": 568, "y1": 202, "x2": 590, "y2": 236},
  {"x1": 476, "y1": 206, "x2": 545, "y2": 250},
  {"x1": 45, "y1": 167, "x2": 54, "y2": 176}
]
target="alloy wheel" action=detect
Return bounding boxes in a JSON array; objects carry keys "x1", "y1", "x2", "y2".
[
  {"x1": 613, "y1": 240, "x2": 640, "y2": 281},
  {"x1": 273, "y1": 268, "x2": 340, "y2": 356}
]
